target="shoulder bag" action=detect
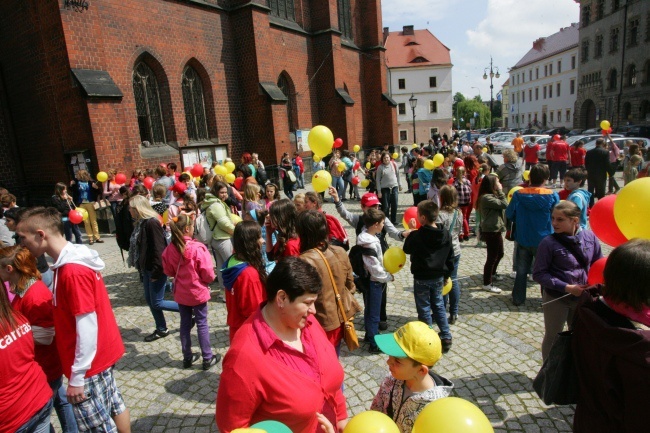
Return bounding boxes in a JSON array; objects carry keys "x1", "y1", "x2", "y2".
[{"x1": 313, "y1": 248, "x2": 360, "y2": 351}]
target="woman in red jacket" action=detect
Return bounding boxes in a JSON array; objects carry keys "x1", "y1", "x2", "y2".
[{"x1": 216, "y1": 257, "x2": 348, "y2": 433}]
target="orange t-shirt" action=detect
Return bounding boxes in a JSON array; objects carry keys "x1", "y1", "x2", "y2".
[{"x1": 512, "y1": 137, "x2": 525, "y2": 153}]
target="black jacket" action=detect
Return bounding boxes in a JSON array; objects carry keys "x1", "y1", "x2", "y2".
[
  {"x1": 51, "y1": 195, "x2": 76, "y2": 216},
  {"x1": 585, "y1": 147, "x2": 610, "y2": 178},
  {"x1": 137, "y1": 217, "x2": 167, "y2": 279},
  {"x1": 403, "y1": 225, "x2": 454, "y2": 280}
]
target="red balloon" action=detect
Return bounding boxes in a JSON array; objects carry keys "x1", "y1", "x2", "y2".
[
  {"x1": 403, "y1": 206, "x2": 420, "y2": 229},
  {"x1": 68, "y1": 209, "x2": 83, "y2": 224},
  {"x1": 191, "y1": 163, "x2": 204, "y2": 178},
  {"x1": 143, "y1": 176, "x2": 155, "y2": 189},
  {"x1": 589, "y1": 195, "x2": 628, "y2": 247},
  {"x1": 233, "y1": 177, "x2": 243, "y2": 191},
  {"x1": 587, "y1": 257, "x2": 607, "y2": 286},
  {"x1": 115, "y1": 173, "x2": 127, "y2": 184},
  {"x1": 333, "y1": 138, "x2": 344, "y2": 148},
  {"x1": 351, "y1": 176, "x2": 360, "y2": 185},
  {"x1": 601, "y1": 128, "x2": 613, "y2": 136},
  {"x1": 353, "y1": 161, "x2": 360, "y2": 170}
]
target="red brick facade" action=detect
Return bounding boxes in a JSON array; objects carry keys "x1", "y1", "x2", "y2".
[{"x1": 0, "y1": 0, "x2": 396, "y2": 203}]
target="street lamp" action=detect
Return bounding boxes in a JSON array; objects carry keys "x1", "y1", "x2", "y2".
[
  {"x1": 483, "y1": 56, "x2": 500, "y2": 130},
  {"x1": 409, "y1": 93, "x2": 417, "y2": 144}
]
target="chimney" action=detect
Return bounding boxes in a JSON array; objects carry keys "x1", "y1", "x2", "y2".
[
  {"x1": 532, "y1": 37, "x2": 545, "y2": 51},
  {"x1": 403, "y1": 25, "x2": 414, "y2": 36},
  {"x1": 383, "y1": 27, "x2": 389, "y2": 44}
]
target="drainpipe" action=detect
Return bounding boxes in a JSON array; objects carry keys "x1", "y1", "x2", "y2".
[{"x1": 616, "y1": 1, "x2": 629, "y2": 126}]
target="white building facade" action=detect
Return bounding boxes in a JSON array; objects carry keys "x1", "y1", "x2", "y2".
[{"x1": 508, "y1": 23, "x2": 580, "y2": 130}]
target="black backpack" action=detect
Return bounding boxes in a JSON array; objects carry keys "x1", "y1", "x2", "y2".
[
  {"x1": 114, "y1": 202, "x2": 134, "y2": 251},
  {"x1": 348, "y1": 244, "x2": 377, "y2": 293},
  {"x1": 256, "y1": 166, "x2": 268, "y2": 184}
]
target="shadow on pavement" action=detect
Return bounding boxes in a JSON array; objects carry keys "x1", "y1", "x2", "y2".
[
  {"x1": 132, "y1": 413, "x2": 217, "y2": 432},
  {"x1": 164, "y1": 371, "x2": 220, "y2": 404}
]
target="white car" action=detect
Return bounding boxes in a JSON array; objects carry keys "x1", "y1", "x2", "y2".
[
  {"x1": 536, "y1": 134, "x2": 624, "y2": 162},
  {"x1": 491, "y1": 132, "x2": 518, "y2": 153}
]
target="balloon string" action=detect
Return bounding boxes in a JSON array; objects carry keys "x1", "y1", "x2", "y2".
[{"x1": 540, "y1": 293, "x2": 572, "y2": 306}]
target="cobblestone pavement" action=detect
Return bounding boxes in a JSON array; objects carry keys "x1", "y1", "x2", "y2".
[{"x1": 53, "y1": 165, "x2": 617, "y2": 433}]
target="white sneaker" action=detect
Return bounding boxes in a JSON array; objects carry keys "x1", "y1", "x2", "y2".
[
  {"x1": 509, "y1": 272, "x2": 517, "y2": 279},
  {"x1": 482, "y1": 285, "x2": 502, "y2": 293},
  {"x1": 528, "y1": 274, "x2": 535, "y2": 282}
]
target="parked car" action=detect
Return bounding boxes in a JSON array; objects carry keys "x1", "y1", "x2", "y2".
[
  {"x1": 616, "y1": 125, "x2": 650, "y2": 139},
  {"x1": 566, "y1": 129, "x2": 584, "y2": 136},
  {"x1": 582, "y1": 136, "x2": 650, "y2": 153},
  {"x1": 582, "y1": 128, "x2": 601, "y2": 134},
  {"x1": 537, "y1": 134, "x2": 623, "y2": 163},
  {"x1": 490, "y1": 133, "x2": 518, "y2": 153}
]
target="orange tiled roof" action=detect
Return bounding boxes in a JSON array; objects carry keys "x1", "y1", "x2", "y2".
[{"x1": 385, "y1": 29, "x2": 451, "y2": 68}]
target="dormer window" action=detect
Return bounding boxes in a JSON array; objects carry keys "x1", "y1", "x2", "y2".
[{"x1": 410, "y1": 57, "x2": 428, "y2": 63}]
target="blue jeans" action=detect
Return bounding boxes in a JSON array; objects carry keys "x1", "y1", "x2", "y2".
[
  {"x1": 414, "y1": 278, "x2": 451, "y2": 340},
  {"x1": 16, "y1": 398, "x2": 53, "y2": 433},
  {"x1": 142, "y1": 270, "x2": 179, "y2": 331},
  {"x1": 331, "y1": 175, "x2": 344, "y2": 199},
  {"x1": 63, "y1": 221, "x2": 82, "y2": 244},
  {"x1": 49, "y1": 376, "x2": 77, "y2": 433},
  {"x1": 443, "y1": 254, "x2": 461, "y2": 317},
  {"x1": 513, "y1": 245, "x2": 537, "y2": 305},
  {"x1": 363, "y1": 281, "x2": 384, "y2": 349}
]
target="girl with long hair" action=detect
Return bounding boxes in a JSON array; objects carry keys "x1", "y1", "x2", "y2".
[
  {"x1": 477, "y1": 175, "x2": 507, "y2": 293},
  {"x1": 438, "y1": 185, "x2": 463, "y2": 324},
  {"x1": 243, "y1": 183, "x2": 263, "y2": 213},
  {"x1": 201, "y1": 181, "x2": 235, "y2": 289},
  {"x1": 265, "y1": 199, "x2": 300, "y2": 260},
  {"x1": 221, "y1": 221, "x2": 268, "y2": 342},
  {"x1": 264, "y1": 183, "x2": 280, "y2": 209},
  {"x1": 51, "y1": 182, "x2": 83, "y2": 244},
  {"x1": 128, "y1": 195, "x2": 179, "y2": 342},
  {"x1": 162, "y1": 214, "x2": 220, "y2": 370},
  {"x1": 102, "y1": 169, "x2": 124, "y2": 218},
  {"x1": 376, "y1": 151, "x2": 400, "y2": 224},
  {"x1": 70, "y1": 169, "x2": 103, "y2": 244}
]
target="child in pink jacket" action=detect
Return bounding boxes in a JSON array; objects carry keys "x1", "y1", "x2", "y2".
[{"x1": 162, "y1": 213, "x2": 221, "y2": 370}]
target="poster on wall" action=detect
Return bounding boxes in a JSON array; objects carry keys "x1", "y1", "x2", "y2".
[
  {"x1": 296, "y1": 129, "x2": 311, "y2": 153},
  {"x1": 181, "y1": 145, "x2": 229, "y2": 168}
]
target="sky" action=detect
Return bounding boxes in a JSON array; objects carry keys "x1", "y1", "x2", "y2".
[{"x1": 381, "y1": 0, "x2": 581, "y2": 101}]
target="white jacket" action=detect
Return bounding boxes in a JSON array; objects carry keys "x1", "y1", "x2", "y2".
[{"x1": 357, "y1": 231, "x2": 393, "y2": 283}]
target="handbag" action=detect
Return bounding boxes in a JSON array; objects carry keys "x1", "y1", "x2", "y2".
[
  {"x1": 313, "y1": 248, "x2": 360, "y2": 351},
  {"x1": 532, "y1": 330, "x2": 579, "y2": 405},
  {"x1": 94, "y1": 199, "x2": 110, "y2": 210}
]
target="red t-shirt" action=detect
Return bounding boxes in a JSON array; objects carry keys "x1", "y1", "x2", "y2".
[
  {"x1": 524, "y1": 144, "x2": 540, "y2": 163},
  {"x1": 272, "y1": 237, "x2": 301, "y2": 258},
  {"x1": 0, "y1": 317, "x2": 53, "y2": 433},
  {"x1": 553, "y1": 141, "x2": 570, "y2": 162},
  {"x1": 11, "y1": 281, "x2": 62, "y2": 382},
  {"x1": 570, "y1": 147, "x2": 586, "y2": 167},
  {"x1": 225, "y1": 266, "x2": 266, "y2": 343},
  {"x1": 545, "y1": 141, "x2": 556, "y2": 162},
  {"x1": 53, "y1": 264, "x2": 124, "y2": 380},
  {"x1": 558, "y1": 188, "x2": 571, "y2": 200}
]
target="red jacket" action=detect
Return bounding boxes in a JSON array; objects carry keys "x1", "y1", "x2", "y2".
[
  {"x1": 524, "y1": 143, "x2": 540, "y2": 163},
  {"x1": 162, "y1": 237, "x2": 215, "y2": 307},
  {"x1": 224, "y1": 266, "x2": 266, "y2": 342},
  {"x1": 216, "y1": 311, "x2": 347, "y2": 433}
]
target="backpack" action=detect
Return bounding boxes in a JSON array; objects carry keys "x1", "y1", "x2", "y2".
[
  {"x1": 348, "y1": 244, "x2": 377, "y2": 293},
  {"x1": 194, "y1": 204, "x2": 218, "y2": 244},
  {"x1": 256, "y1": 166, "x2": 268, "y2": 184},
  {"x1": 286, "y1": 169, "x2": 297, "y2": 184},
  {"x1": 114, "y1": 202, "x2": 134, "y2": 251},
  {"x1": 454, "y1": 179, "x2": 472, "y2": 206}
]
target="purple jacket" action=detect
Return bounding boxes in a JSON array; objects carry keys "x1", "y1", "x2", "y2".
[{"x1": 533, "y1": 229, "x2": 602, "y2": 296}]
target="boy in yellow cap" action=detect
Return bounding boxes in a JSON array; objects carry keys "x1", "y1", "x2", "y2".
[{"x1": 370, "y1": 321, "x2": 454, "y2": 432}]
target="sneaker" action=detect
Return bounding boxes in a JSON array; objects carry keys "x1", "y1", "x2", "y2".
[
  {"x1": 482, "y1": 285, "x2": 502, "y2": 293},
  {"x1": 202, "y1": 354, "x2": 222, "y2": 371},
  {"x1": 94, "y1": 239, "x2": 104, "y2": 243},
  {"x1": 144, "y1": 329, "x2": 170, "y2": 342},
  {"x1": 368, "y1": 345, "x2": 382, "y2": 354},
  {"x1": 182, "y1": 353, "x2": 200, "y2": 369},
  {"x1": 378, "y1": 321, "x2": 388, "y2": 331},
  {"x1": 528, "y1": 274, "x2": 535, "y2": 282},
  {"x1": 441, "y1": 338, "x2": 452, "y2": 353},
  {"x1": 509, "y1": 271, "x2": 517, "y2": 279},
  {"x1": 448, "y1": 314, "x2": 458, "y2": 325},
  {"x1": 492, "y1": 274, "x2": 503, "y2": 281}
]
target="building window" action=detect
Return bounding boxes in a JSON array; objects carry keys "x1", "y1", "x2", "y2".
[
  {"x1": 536, "y1": 68, "x2": 539, "y2": 79},
  {"x1": 581, "y1": 40, "x2": 590, "y2": 62},
  {"x1": 627, "y1": 64, "x2": 637, "y2": 87},
  {"x1": 608, "y1": 68, "x2": 618, "y2": 90},
  {"x1": 522, "y1": 73, "x2": 525, "y2": 83},
  {"x1": 544, "y1": 65, "x2": 548, "y2": 77},
  {"x1": 550, "y1": 111, "x2": 554, "y2": 122},
  {"x1": 582, "y1": 5, "x2": 591, "y2": 27},
  {"x1": 268, "y1": 0, "x2": 295, "y2": 21},
  {"x1": 430, "y1": 128, "x2": 438, "y2": 138},
  {"x1": 557, "y1": 82, "x2": 561, "y2": 97},
  {"x1": 528, "y1": 113, "x2": 532, "y2": 123},
  {"x1": 570, "y1": 79, "x2": 575, "y2": 94},
  {"x1": 399, "y1": 130, "x2": 408, "y2": 141},
  {"x1": 277, "y1": 73, "x2": 297, "y2": 131},
  {"x1": 558, "y1": 60, "x2": 562, "y2": 73},
  {"x1": 182, "y1": 66, "x2": 208, "y2": 142},
  {"x1": 629, "y1": 19, "x2": 639, "y2": 47},
  {"x1": 612, "y1": 0, "x2": 620, "y2": 13},
  {"x1": 566, "y1": 110, "x2": 571, "y2": 122},
  {"x1": 646, "y1": 14, "x2": 650, "y2": 42},
  {"x1": 529, "y1": 69, "x2": 532, "y2": 81},
  {"x1": 337, "y1": 0, "x2": 352, "y2": 40},
  {"x1": 549, "y1": 64, "x2": 553, "y2": 75},
  {"x1": 429, "y1": 101, "x2": 438, "y2": 113},
  {"x1": 517, "y1": 93, "x2": 520, "y2": 104},
  {"x1": 429, "y1": 76, "x2": 437, "y2": 88},
  {"x1": 549, "y1": 85, "x2": 553, "y2": 98},
  {"x1": 398, "y1": 103, "x2": 406, "y2": 115},
  {"x1": 535, "y1": 87, "x2": 539, "y2": 100},
  {"x1": 610, "y1": 27, "x2": 620, "y2": 52},
  {"x1": 529, "y1": 89, "x2": 532, "y2": 101},
  {"x1": 133, "y1": 61, "x2": 166, "y2": 144},
  {"x1": 595, "y1": 34, "x2": 603, "y2": 58},
  {"x1": 522, "y1": 91, "x2": 525, "y2": 103},
  {"x1": 398, "y1": 78, "x2": 405, "y2": 89},
  {"x1": 543, "y1": 86, "x2": 547, "y2": 99},
  {"x1": 596, "y1": 0, "x2": 605, "y2": 20},
  {"x1": 571, "y1": 56, "x2": 576, "y2": 69},
  {"x1": 623, "y1": 102, "x2": 632, "y2": 120}
]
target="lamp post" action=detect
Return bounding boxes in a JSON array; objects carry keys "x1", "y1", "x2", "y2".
[
  {"x1": 409, "y1": 93, "x2": 417, "y2": 144},
  {"x1": 483, "y1": 56, "x2": 500, "y2": 131}
]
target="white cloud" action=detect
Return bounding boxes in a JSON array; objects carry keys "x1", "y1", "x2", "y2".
[{"x1": 381, "y1": 0, "x2": 451, "y2": 29}]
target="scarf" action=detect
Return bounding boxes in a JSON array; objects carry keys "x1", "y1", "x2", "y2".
[{"x1": 603, "y1": 296, "x2": 650, "y2": 327}]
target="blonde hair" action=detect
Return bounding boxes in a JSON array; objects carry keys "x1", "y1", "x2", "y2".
[
  {"x1": 244, "y1": 183, "x2": 261, "y2": 203},
  {"x1": 129, "y1": 195, "x2": 160, "y2": 220},
  {"x1": 169, "y1": 213, "x2": 193, "y2": 256},
  {"x1": 77, "y1": 170, "x2": 91, "y2": 182}
]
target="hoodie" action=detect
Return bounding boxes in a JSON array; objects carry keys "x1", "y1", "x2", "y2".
[
  {"x1": 416, "y1": 168, "x2": 432, "y2": 195},
  {"x1": 221, "y1": 256, "x2": 266, "y2": 342},
  {"x1": 524, "y1": 142, "x2": 540, "y2": 163},
  {"x1": 162, "y1": 236, "x2": 214, "y2": 307},
  {"x1": 506, "y1": 187, "x2": 559, "y2": 248},
  {"x1": 567, "y1": 188, "x2": 591, "y2": 229},
  {"x1": 403, "y1": 225, "x2": 454, "y2": 280},
  {"x1": 357, "y1": 231, "x2": 393, "y2": 283},
  {"x1": 200, "y1": 193, "x2": 234, "y2": 240},
  {"x1": 496, "y1": 162, "x2": 523, "y2": 194},
  {"x1": 371, "y1": 371, "x2": 454, "y2": 433}
]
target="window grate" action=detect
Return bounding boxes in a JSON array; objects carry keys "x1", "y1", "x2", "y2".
[
  {"x1": 268, "y1": 0, "x2": 295, "y2": 22},
  {"x1": 133, "y1": 62, "x2": 166, "y2": 144},
  {"x1": 337, "y1": 0, "x2": 352, "y2": 40},
  {"x1": 182, "y1": 67, "x2": 208, "y2": 142}
]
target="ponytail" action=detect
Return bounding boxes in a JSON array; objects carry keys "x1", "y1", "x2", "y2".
[{"x1": 169, "y1": 213, "x2": 192, "y2": 256}]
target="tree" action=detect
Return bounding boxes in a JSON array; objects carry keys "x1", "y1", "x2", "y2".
[{"x1": 457, "y1": 99, "x2": 490, "y2": 130}]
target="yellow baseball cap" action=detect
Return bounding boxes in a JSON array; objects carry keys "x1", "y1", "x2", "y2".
[{"x1": 374, "y1": 321, "x2": 442, "y2": 366}]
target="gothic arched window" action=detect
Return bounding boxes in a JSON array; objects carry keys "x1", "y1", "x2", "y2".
[
  {"x1": 133, "y1": 62, "x2": 166, "y2": 144},
  {"x1": 182, "y1": 66, "x2": 209, "y2": 142},
  {"x1": 277, "y1": 73, "x2": 296, "y2": 132},
  {"x1": 268, "y1": 0, "x2": 295, "y2": 21}
]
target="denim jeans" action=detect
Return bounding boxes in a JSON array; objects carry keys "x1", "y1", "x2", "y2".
[
  {"x1": 363, "y1": 281, "x2": 384, "y2": 349},
  {"x1": 63, "y1": 221, "x2": 83, "y2": 244},
  {"x1": 443, "y1": 254, "x2": 461, "y2": 317},
  {"x1": 414, "y1": 278, "x2": 451, "y2": 340},
  {"x1": 380, "y1": 186, "x2": 398, "y2": 223},
  {"x1": 16, "y1": 398, "x2": 53, "y2": 433},
  {"x1": 513, "y1": 245, "x2": 537, "y2": 305},
  {"x1": 331, "y1": 175, "x2": 344, "y2": 199},
  {"x1": 49, "y1": 376, "x2": 78, "y2": 433},
  {"x1": 142, "y1": 270, "x2": 179, "y2": 331}
]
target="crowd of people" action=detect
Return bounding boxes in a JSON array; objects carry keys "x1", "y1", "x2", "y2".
[{"x1": 0, "y1": 134, "x2": 648, "y2": 433}]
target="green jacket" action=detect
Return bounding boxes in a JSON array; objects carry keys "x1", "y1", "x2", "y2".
[
  {"x1": 201, "y1": 193, "x2": 235, "y2": 240},
  {"x1": 479, "y1": 191, "x2": 508, "y2": 233}
]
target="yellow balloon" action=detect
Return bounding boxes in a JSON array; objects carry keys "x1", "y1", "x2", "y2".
[
  {"x1": 162, "y1": 209, "x2": 169, "y2": 225},
  {"x1": 366, "y1": 162, "x2": 372, "y2": 169},
  {"x1": 432, "y1": 153, "x2": 444, "y2": 168},
  {"x1": 392, "y1": 152, "x2": 399, "y2": 160},
  {"x1": 423, "y1": 159, "x2": 435, "y2": 170},
  {"x1": 231, "y1": 213, "x2": 242, "y2": 225},
  {"x1": 508, "y1": 186, "x2": 522, "y2": 202},
  {"x1": 77, "y1": 207, "x2": 89, "y2": 222},
  {"x1": 343, "y1": 410, "x2": 400, "y2": 433},
  {"x1": 600, "y1": 120, "x2": 611, "y2": 130},
  {"x1": 523, "y1": 170, "x2": 530, "y2": 181},
  {"x1": 614, "y1": 178, "x2": 650, "y2": 239},
  {"x1": 412, "y1": 143, "x2": 419, "y2": 149},
  {"x1": 412, "y1": 397, "x2": 494, "y2": 433},
  {"x1": 483, "y1": 147, "x2": 488, "y2": 153},
  {"x1": 353, "y1": 145, "x2": 361, "y2": 152},
  {"x1": 360, "y1": 179, "x2": 370, "y2": 188},
  {"x1": 225, "y1": 173, "x2": 236, "y2": 184},
  {"x1": 337, "y1": 161, "x2": 346, "y2": 172},
  {"x1": 214, "y1": 165, "x2": 227, "y2": 176},
  {"x1": 442, "y1": 278, "x2": 452, "y2": 296},
  {"x1": 313, "y1": 155, "x2": 321, "y2": 163},
  {"x1": 97, "y1": 171, "x2": 108, "y2": 182},
  {"x1": 383, "y1": 247, "x2": 406, "y2": 274},
  {"x1": 224, "y1": 161, "x2": 236, "y2": 173},
  {"x1": 309, "y1": 125, "x2": 334, "y2": 157},
  {"x1": 312, "y1": 170, "x2": 332, "y2": 193}
]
